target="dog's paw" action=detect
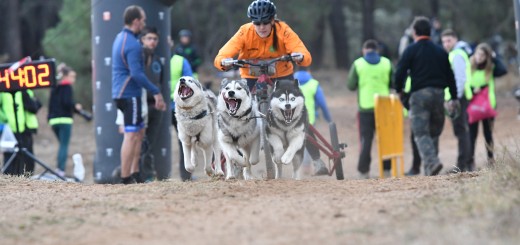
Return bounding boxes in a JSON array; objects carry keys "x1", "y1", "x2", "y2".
[
  {"x1": 243, "y1": 173, "x2": 254, "y2": 180},
  {"x1": 230, "y1": 155, "x2": 246, "y2": 167},
  {"x1": 205, "y1": 166, "x2": 214, "y2": 177},
  {"x1": 215, "y1": 169, "x2": 225, "y2": 177},
  {"x1": 272, "y1": 155, "x2": 282, "y2": 165},
  {"x1": 185, "y1": 164, "x2": 195, "y2": 173},
  {"x1": 225, "y1": 174, "x2": 236, "y2": 180},
  {"x1": 281, "y1": 153, "x2": 294, "y2": 165}
]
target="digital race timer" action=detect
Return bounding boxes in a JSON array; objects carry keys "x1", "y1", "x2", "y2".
[{"x1": 0, "y1": 59, "x2": 56, "y2": 92}]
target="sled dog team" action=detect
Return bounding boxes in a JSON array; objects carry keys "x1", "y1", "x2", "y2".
[{"x1": 173, "y1": 76, "x2": 308, "y2": 180}]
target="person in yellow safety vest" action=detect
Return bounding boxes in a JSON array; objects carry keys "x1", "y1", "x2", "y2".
[
  {"x1": 347, "y1": 39, "x2": 393, "y2": 179},
  {"x1": 0, "y1": 89, "x2": 41, "y2": 176},
  {"x1": 294, "y1": 67, "x2": 331, "y2": 176},
  {"x1": 170, "y1": 52, "x2": 193, "y2": 181},
  {"x1": 441, "y1": 29, "x2": 473, "y2": 173},
  {"x1": 467, "y1": 43, "x2": 507, "y2": 170}
]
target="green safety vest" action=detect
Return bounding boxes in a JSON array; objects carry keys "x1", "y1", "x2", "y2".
[
  {"x1": 403, "y1": 76, "x2": 412, "y2": 117},
  {"x1": 353, "y1": 57, "x2": 391, "y2": 110},
  {"x1": 0, "y1": 90, "x2": 38, "y2": 133},
  {"x1": 170, "y1": 55, "x2": 185, "y2": 100},
  {"x1": 445, "y1": 48, "x2": 473, "y2": 101},
  {"x1": 470, "y1": 69, "x2": 496, "y2": 108},
  {"x1": 300, "y1": 79, "x2": 319, "y2": 125},
  {"x1": 25, "y1": 90, "x2": 39, "y2": 131}
]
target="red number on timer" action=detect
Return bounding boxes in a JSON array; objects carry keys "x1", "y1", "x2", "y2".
[
  {"x1": 37, "y1": 64, "x2": 50, "y2": 86},
  {"x1": 0, "y1": 69, "x2": 10, "y2": 89},
  {"x1": 0, "y1": 64, "x2": 51, "y2": 89},
  {"x1": 24, "y1": 65, "x2": 37, "y2": 87}
]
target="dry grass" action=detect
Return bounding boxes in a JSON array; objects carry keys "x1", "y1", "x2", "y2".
[{"x1": 400, "y1": 149, "x2": 520, "y2": 243}]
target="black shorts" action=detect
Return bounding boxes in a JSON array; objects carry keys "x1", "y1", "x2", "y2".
[{"x1": 115, "y1": 97, "x2": 144, "y2": 132}]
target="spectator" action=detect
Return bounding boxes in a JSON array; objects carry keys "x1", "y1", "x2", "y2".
[
  {"x1": 430, "y1": 17, "x2": 443, "y2": 46},
  {"x1": 139, "y1": 26, "x2": 167, "y2": 182},
  {"x1": 468, "y1": 43, "x2": 507, "y2": 170},
  {"x1": 347, "y1": 39, "x2": 393, "y2": 179},
  {"x1": 441, "y1": 29, "x2": 473, "y2": 173},
  {"x1": 398, "y1": 27, "x2": 413, "y2": 58},
  {"x1": 174, "y1": 29, "x2": 201, "y2": 78},
  {"x1": 0, "y1": 89, "x2": 40, "y2": 176},
  {"x1": 111, "y1": 5, "x2": 166, "y2": 184},
  {"x1": 47, "y1": 63, "x2": 83, "y2": 177},
  {"x1": 294, "y1": 67, "x2": 331, "y2": 176},
  {"x1": 395, "y1": 16, "x2": 458, "y2": 176},
  {"x1": 170, "y1": 39, "x2": 194, "y2": 181},
  {"x1": 398, "y1": 28, "x2": 422, "y2": 176}
]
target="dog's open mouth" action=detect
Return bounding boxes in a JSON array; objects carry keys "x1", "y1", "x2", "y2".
[
  {"x1": 281, "y1": 107, "x2": 295, "y2": 124},
  {"x1": 224, "y1": 97, "x2": 242, "y2": 115},
  {"x1": 178, "y1": 84, "x2": 194, "y2": 100}
]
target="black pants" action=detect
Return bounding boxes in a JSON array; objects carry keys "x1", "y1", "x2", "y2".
[
  {"x1": 409, "y1": 131, "x2": 422, "y2": 171},
  {"x1": 357, "y1": 111, "x2": 391, "y2": 174},
  {"x1": 469, "y1": 117, "x2": 494, "y2": 165},
  {"x1": 3, "y1": 131, "x2": 34, "y2": 176},
  {"x1": 172, "y1": 109, "x2": 191, "y2": 181},
  {"x1": 450, "y1": 98, "x2": 471, "y2": 170},
  {"x1": 140, "y1": 107, "x2": 163, "y2": 181}
]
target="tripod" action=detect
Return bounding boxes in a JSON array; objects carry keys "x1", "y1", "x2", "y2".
[
  {"x1": 0, "y1": 91, "x2": 66, "y2": 181},
  {"x1": 2, "y1": 144, "x2": 66, "y2": 181}
]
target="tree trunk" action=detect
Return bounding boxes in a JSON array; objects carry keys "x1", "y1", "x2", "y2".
[
  {"x1": 309, "y1": 13, "x2": 326, "y2": 69},
  {"x1": 361, "y1": 0, "x2": 375, "y2": 41},
  {"x1": 328, "y1": 0, "x2": 349, "y2": 69},
  {"x1": 5, "y1": 0, "x2": 22, "y2": 61}
]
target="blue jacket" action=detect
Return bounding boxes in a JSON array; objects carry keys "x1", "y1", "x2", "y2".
[
  {"x1": 294, "y1": 71, "x2": 332, "y2": 123},
  {"x1": 112, "y1": 28, "x2": 160, "y2": 99}
]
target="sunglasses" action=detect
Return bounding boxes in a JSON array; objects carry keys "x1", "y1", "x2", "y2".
[{"x1": 253, "y1": 20, "x2": 272, "y2": 26}]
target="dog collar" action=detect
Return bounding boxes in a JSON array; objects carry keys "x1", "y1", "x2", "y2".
[
  {"x1": 230, "y1": 104, "x2": 253, "y2": 120},
  {"x1": 190, "y1": 110, "x2": 208, "y2": 120},
  {"x1": 178, "y1": 105, "x2": 194, "y2": 110}
]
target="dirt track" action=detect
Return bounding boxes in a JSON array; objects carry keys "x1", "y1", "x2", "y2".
[
  {"x1": 1, "y1": 71, "x2": 519, "y2": 244},
  {"x1": 0, "y1": 173, "x2": 488, "y2": 245}
]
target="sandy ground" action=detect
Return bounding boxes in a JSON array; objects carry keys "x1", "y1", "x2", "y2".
[{"x1": 1, "y1": 70, "x2": 519, "y2": 244}]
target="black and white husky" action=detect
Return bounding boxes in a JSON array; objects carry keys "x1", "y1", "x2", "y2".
[
  {"x1": 216, "y1": 78, "x2": 261, "y2": 180},
  {"x1": 173, "y1": 76, "x2": 223, "y2": 177},
  {"x1": 266, "y1": 79, "x2": 308, "y2": 179}
]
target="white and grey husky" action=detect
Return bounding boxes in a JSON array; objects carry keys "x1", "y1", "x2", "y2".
[
  {"x1": 216, "y1": 78, "x2": 261, "y2": 180},
  {"x1": 266, "y1": 79, "x2": 308, "y2": 179},
  {"x1": 173, "y1": 76, "x2": 223, "y2": 177}
]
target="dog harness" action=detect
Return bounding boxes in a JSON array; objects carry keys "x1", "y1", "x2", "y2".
[{"x1": 190, "y1": 110, "x2": 208, "y2": 120}]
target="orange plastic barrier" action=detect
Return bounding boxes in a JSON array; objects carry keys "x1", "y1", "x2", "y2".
[{"x1": 374, "y1": 94, "x2": 404, "y2": 178}]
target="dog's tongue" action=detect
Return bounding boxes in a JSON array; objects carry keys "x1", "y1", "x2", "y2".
[
  {"x1": 181, "y1": 86, "x2": 191, "y2": 97},
  {"x1": 227, "y1": 99, "x2": 238, "y2": 110},
  {"x1": 284, "y1": 108, "x2": 293, "y2": 122}
]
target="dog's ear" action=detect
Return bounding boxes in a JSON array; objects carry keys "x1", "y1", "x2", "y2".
[
  {"x1": 294, "y1": 79, "x2": 300, "y2": 87},
  {"x1": 239, "y1": 79, "x2": 248, "y2": 87},
  {"x1": 220, "y1": 78, "x2": 228, "y2": 88}
]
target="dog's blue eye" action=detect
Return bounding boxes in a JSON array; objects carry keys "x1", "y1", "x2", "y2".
[
  {"x1": 237, "y1": 87, "x2": 242, "y2": 90},
  {"x1": 291, "y1": 97, "x2": 295, "y2": 101},
  {"x1": 279, "y1": 98, "x2": 284, "y2": 102}
]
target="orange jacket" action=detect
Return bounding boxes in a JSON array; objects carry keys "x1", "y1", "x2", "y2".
[{"x1": 214, "y1": 21, "x2": 312, "y2": 79}]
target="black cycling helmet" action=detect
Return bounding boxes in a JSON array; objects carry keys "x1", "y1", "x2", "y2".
[
  {"x1": 179, "y1": 29, "x2": 192, "y2": 37},
  {"x1": 247, "y1": 0, "x2": 276, "y2": 22}
]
